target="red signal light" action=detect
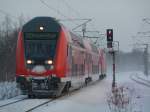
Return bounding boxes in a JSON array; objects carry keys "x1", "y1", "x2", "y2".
[{"x1": 107, "y1": 29, "x2": 113, "y2": 42}]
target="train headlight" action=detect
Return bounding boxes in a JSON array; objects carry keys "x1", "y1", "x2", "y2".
[
  {"x1": 40, "y1": 26, "x2": 44, "y2": 31},
  {"x1": 45, "y1": 60, "x2": 53, "y2": 65},
  {"x1": 27, "y1": 60, "x2": 33, "y2": 64}
]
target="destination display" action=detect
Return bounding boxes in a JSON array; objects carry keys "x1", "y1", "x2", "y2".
[{"x1": 24, "y1": 33, "x2": 57, "y2": 40}]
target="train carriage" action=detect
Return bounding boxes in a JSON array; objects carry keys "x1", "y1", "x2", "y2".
[{"x1": 16, "y1": 17, "x2": 106, "y2": 97}]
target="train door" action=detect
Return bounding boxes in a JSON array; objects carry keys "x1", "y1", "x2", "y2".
[
  {"x1": 67, "y1": 44, "x2": 72, "y2": 77},
  {"x1": 85, "y1": 53, "x2": 91, "y2": 77}
]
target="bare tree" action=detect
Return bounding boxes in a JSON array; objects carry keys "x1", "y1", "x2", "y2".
[{"x1": 0, "y1": 15, "x2": 22, "y2": 82}]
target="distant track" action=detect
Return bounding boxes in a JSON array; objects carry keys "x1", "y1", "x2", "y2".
[
  {"x1": 0, "y1": 98, "x2": 27, "y2": 108},
  {"x1": 130, "y1": 74, "x2": 150, "y2": 88},
  {"x1": 136, "y1": 75, "x2": 150, "y2": 84}
]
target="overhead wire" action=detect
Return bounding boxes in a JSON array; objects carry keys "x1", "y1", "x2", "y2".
[
  {"x1": 57, "y1": 0, "x2": 81, "y2": 18},
  {"x1": 59, "y1": 0, "x2": 102, "y2": 45},
  {"x1": 39, "y1": 0, "x2": 103, "y2": 47},
  {"x1": 59, "y1": 0, "x2": 103, "y2": 43},
  {"x1": 39, "y1": 0, "x2": 80, "y2": 28},
  {"x1": 39, "y1": 0, "x2": 68, "y2": 19}
]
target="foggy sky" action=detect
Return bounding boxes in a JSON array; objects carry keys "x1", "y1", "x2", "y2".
[{"x1": 0, "y1": 0, "x2": 150, "y2": 52}]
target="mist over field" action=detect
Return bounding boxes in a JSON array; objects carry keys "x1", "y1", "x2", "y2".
[{"x1": 106, "y1": 50, "x2": 145, "y2": 73}]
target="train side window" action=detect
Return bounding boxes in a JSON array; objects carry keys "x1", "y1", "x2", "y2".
[
  {"x1": 67, "y1": 44, "x2": 72, "y2": 57},
  {"x1": 67, "y1": 44, "x2": 68, "y2": 56}
]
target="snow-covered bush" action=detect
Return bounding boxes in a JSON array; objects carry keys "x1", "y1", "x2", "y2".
[
  {"x1": 0, "y1": 81, "x2": 21, "y2": 100},
  {"x1": 107, "y1": 86, "x2": 135, "y2": 112}
]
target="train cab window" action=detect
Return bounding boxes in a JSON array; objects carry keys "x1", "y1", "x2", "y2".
[{"x1": 24, "y1": 32, "x2": 58, "y2": 60}]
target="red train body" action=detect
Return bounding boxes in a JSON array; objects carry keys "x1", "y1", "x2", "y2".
[{"x1": 16, "y1": 17, "x2": 106, "y2": 97}]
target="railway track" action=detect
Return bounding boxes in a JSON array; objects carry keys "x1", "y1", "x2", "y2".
[
  {"x1": 130, "y1": 74, "x2": 150, "y2": 88},
  {"x1": 0, "y1": 89, "x2": 78, "y2": 112},
  {"x1": 136, "y1": 74, "x2": 150, "y2": 84},
  {"x1": 0, "y1": 97, "x2": 27, "y2": 108},
  {"x1": 0, "y1": 88, "x2": 80, "y2": 112},
  {"x1": 25, "y1": 77, "x2": 106, "y2": 112},
  {"x1": 0, "y1": 76, "x2": 106, "y2": 112},
  {"x1": 25, "y1": 99, "x2": 54, "y2": 112},
  {"x1": 0, "y1": 98, "x2": 54, "y2": 112},
  {"x1": 0, "y1": 88, "x2": 76, "y2": 111}
]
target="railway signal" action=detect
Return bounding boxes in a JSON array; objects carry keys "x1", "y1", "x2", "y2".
[
  {"x1": 110, "y1": 41, "x2": 119, "y2": 89},
  {"x1": 107, "y1": 29, "x2": 113, "y2": 42},
  {"x1": 106, "y1": 29, "x2": 119, "y2": 88},
  {"x1": 107, "y1": 29, "x2": 113, "y2": 48}
]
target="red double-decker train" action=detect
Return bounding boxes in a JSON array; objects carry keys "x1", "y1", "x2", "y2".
[{"x1": 16, "y1": 17, "x2": 106, "y2": 97}]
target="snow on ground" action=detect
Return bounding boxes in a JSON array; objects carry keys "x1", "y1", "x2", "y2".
[
  {"x1": 34, "y1": 78, "x2": 111, "y2": 112},
  {"x1": 113, "y1": 71, "x2": 150, "y2": 112},
  {"x1": 0, "y1": 71, "x2": 150, "y2": 112},
  {"x1": 33, "y1": 71, "x2": 150, "y2": 112},
  {"x1": 130, "y1": 71, "x2": 150, "y2": 112},
  {"x1": 0, "y1": 81, "x2": 21, "y2": 100}
]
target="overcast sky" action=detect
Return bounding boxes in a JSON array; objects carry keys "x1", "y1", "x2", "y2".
[{"x1": 0, "y1": 0, "x2": 150, "y2": 52}]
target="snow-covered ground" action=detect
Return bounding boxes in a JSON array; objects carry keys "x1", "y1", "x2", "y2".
[
  {"x1": 33, "y1": 71, "x2": 150, "y2": 112},
  {"x1": 0, "y1": 71, "x2": 150, "y2": 112},
  {"x1": 0, "y1": 81, "x2": 21, "y2": 100}
]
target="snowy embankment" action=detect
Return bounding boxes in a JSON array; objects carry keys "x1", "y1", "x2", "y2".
[
  {"x1": 115, "y1": 71, "x2": 150, "y2": 112},
  {"x1": 135, "y1": 71, "x2": 150, "y2": 82},
  {"x1": 0, "y1": 81, "x2": 21, "y2": 100}
]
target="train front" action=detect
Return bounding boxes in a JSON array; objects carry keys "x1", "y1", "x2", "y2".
[{"x1": 16, "y1": 17, "x2": 65, "y2": 97}]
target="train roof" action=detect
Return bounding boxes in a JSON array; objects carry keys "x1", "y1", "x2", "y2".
[
  {"x1": 22, "y1": 17, "x2": 61, "y2": 33},
  {"x1": 22, "y1": 16, "x2": 100, "y2": 54}
]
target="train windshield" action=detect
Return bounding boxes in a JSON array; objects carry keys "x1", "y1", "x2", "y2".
[{"x1": 24, "y1": 33, "x2": 58, "y2": 60}]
